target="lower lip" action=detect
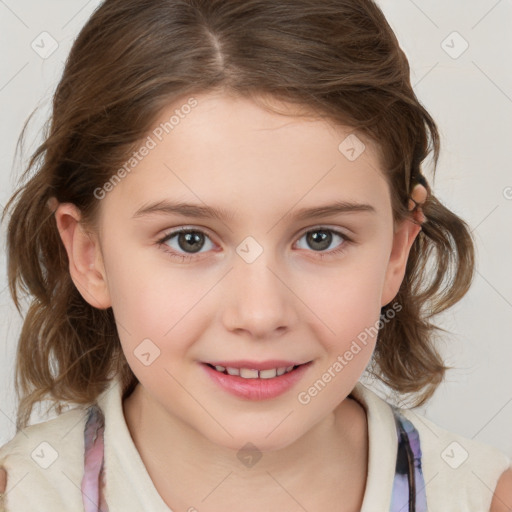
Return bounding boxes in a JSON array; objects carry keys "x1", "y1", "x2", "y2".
[{"x1": 201, "y1": 362, "x2": 312, "y2": 401}]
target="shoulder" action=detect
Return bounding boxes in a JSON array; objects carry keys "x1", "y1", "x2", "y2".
[
  {"x1": 396, "y1": 406, "x2": 511, "y2": 511},
  {"x1": 0, "y1": 405, "x2": 90, "y2": 510},
  {"x1": 490, "y1": 467, "x2": 512, "y2": 512}
]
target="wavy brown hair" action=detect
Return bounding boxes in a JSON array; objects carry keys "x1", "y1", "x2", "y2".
[{"x1": 2, "y1": 0, "x2": 474, "y2": 431}]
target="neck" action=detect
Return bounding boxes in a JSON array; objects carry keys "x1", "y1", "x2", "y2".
[{"x1": 123, "y1": 383, "x2": 368, "y2": 512}]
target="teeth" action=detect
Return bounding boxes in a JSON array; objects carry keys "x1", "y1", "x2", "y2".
[
  {"x1": 213, "y1": 365, "x2": 298, "y2": 379},
  {"x1": 240, "y1": 368, "x2": 259, "y2": 378},
  {"x1": 259, "y1": 368, "x2": 278, "y2": 379}
]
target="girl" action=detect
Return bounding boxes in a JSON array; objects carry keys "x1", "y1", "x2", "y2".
[{"x1": 0, "y1": 0, "x2": 510, "y2": 511}]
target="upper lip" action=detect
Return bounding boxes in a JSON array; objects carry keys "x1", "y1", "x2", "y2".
[{"x1": 204, "y1": 360, "x2": 311, "y2": 371}]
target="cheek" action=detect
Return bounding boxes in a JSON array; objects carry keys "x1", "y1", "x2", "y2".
[
  {"x1": 297, "y1": 262, "x2": 386, "y2": 404},
  {"x1": 103, "y1": 233, "x2": 199, "y2": 326},
  {"x1": 303, "y1": 252, "x2": 388, "y2": 335},
  {"x1": 101, "y1": 238, "x2": 211, "y2": 365}
]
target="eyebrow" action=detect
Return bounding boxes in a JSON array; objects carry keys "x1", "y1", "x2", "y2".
[{"x1": 132, "y1": 199, "x2": 376, "y2": 221}]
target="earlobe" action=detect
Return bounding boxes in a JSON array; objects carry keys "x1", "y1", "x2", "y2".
[
  {"x1": 380, "y1": 218, "x2": 422, "y2": 307},
  {"x1": 53, "y1": 201, "x2": 111, "y2": 309}
]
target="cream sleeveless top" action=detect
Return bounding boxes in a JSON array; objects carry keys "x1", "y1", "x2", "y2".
[{"x1": 0, "y1": 376, "x2": 509, "y2": 511}]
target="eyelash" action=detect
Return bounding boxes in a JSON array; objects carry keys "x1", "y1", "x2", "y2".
[{"x1": 156, "y1": 226, "x2": 353, "y2": 263}]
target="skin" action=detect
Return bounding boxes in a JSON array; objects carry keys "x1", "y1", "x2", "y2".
[
  {"x1": 49, "y1": 91, "x2": 430, "y2": 511},
  {"x1": 1, "y1": 94, "x2": 510, "y2": 510}
]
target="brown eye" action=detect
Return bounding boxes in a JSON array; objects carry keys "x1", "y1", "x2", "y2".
[
  {"x1": 175, "y1": 231, "x2": 206, "y2": 253},
  {"x1": 157, "y1": 227, "x2": 215, "y2": 261},
  {"x1": 296, "y1": 228, "x2": 346, "y2": 253},
  {"x1": 306, "y1": 230, "x2": 332, "y2": 251}
]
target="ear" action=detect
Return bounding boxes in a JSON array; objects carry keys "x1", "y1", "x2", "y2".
[
  {"x1": 53, "y1": 201, "x2": 111, "y2": 309},
  {"x1": 380, "y1": 217, "x2": 422, "y2": 307}
]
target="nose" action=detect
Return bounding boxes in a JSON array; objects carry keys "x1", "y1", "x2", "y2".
[{"x1": 220, "y1": 251, "x2": 299, "y2": 339}]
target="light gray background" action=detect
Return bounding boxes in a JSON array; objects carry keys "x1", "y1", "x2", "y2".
[{"x1": 1, "y1": 0, "x2": 511, "y2": 458}]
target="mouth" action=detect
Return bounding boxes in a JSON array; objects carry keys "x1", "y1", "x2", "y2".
[
  {"x1": 203, "y1": 361, "x2": 311, "y2": 379},
  {"x1": 201, "y1": 360, "x2": 313, "y2": 400}
]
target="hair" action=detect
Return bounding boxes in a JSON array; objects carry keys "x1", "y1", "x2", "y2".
[{"x1": 2, "y1": 0, "x2": 475, "y2": 431}]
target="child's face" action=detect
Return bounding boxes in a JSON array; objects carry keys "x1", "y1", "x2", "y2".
[{"x1": 64, "y1": 91, "x2": 419, "y2": 450}]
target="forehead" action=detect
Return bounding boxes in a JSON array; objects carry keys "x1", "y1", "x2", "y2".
[{"x1": 100, "y1": 92, "x2": 391, "y2": 222}]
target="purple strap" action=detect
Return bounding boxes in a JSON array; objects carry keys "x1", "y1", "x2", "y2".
[
  {"x1": 82, "y1": 405, "x2": 109, "y2": 512},
  {"x1": 81, "y1": 403, "x2": 427, "y2": 511},
  {"x1": 390, "y1": 408, "x2": 428, "y2": 511}
]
